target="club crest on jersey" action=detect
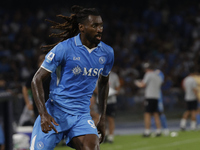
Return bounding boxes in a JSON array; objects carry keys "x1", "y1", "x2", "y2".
[
  {"x1": 99, "y1": 56, "x2": 106, "y2": 64},
  {"x1": 46, "y1": 52, "x2": 55, "y2": 63},
  {"x1": 72, "y1": 65, "x2": 82, "y2": 76},
  {"x1": 36, "y1": 141, "x2": 44, "y2": 149}
]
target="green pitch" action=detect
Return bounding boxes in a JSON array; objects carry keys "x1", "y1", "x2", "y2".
[{"x1": 55, "y1": 131, "x2": 200, "y2": 150}]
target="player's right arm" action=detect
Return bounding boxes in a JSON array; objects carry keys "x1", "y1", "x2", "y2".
[
  {"x1": 134, "y1": 73, "x2": 148, "y2": 88},
  {"x1": 33, "y1": 42, "x2": 66, "y2": 134},
  {"x1": 134, "y1": 80, "x2": 146, "y2": 88},
  {"x1": 31, "y1": 67, "x2": 58, "y2": 133}
]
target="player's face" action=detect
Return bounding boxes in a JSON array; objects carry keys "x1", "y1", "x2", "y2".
[{"x1": 83, "y1": 15, "x2": 103, "y2": 45}]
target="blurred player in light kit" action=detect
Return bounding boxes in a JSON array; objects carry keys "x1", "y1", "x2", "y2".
[
  {"x1": 135, "y1": 63, "x2": 162, "y2": 137},
  {"x1": 180, "y1": 68, "x2": 199, "y2": 130}
]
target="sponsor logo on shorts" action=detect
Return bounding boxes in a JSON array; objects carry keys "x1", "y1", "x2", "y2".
[{"x1": 88, "y1": 120, "x2": 96, "y2": 129}]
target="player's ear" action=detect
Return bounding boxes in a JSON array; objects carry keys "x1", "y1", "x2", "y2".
[{"x1": 79, "y1": 23, "x2": 84, "y2": 32}]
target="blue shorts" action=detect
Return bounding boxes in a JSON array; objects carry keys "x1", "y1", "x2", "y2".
[
  {"x1": 0, "y1": 125, "x2": 4, "y2": 145},
  {"x1": 30, "y1": 100, "x2": 98, "y2": 150}
]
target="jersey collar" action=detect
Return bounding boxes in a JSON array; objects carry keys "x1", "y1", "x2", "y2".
[{"x1": 74, "y1": 33, "x2": 102, "y2": 47}]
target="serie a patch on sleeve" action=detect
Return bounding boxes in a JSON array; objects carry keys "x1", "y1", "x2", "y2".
[{"x1": 46, "y1": 52, "x2": 55, "y2": 63}]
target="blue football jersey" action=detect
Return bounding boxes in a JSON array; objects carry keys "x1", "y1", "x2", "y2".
[{"x1": 41, "y1": 34, "x2": 114, "y2": 115}]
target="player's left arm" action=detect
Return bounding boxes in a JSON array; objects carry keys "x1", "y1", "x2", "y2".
[{"x1": 97, "y1": 74, "x2": 109, "y2": 143}]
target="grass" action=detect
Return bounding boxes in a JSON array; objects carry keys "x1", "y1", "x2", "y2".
[{"x1": 54, "y1": 130, "x2": 200, "y2": 150}]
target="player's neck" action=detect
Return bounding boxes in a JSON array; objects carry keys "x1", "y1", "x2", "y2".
[{"x1": 80, "y1": 34, "x2": 97, "y2": 49}]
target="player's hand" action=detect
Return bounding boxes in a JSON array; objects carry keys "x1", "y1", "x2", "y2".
[
  {"x1": 96, "y1": 116, "x2": 106, "y2": 143},
  {"x1": 40, "y1": 112, "x2": 59, "y2": 134},
  {"x1": 134, "y1": 80, "x2": 140, "y2": 86}
]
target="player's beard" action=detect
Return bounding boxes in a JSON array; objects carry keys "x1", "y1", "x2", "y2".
[{"x1": 85, "y1": 33, "x2": 101, "y2": 46}]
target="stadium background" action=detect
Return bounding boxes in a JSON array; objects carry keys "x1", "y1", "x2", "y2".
[{"x1": 0, "y1": 0, "x2": 200, "y2": 149}]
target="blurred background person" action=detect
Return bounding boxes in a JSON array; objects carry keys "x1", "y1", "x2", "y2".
[
  {"x1": 193, "y1": 69, "x2": 200, "y2": 128},
  {"x1": 151, "y1": 69, "x2": 169, "y2": 136},
  {"x1": 93, "y1": 69, "x2": 120, "y2": 143},
  {"x1": 180, "y1": 68, "x2": 199, "y2": 130},
  {"x1": 105, "y1": 70, "x2": 120, "y2": 143},
  {"x1": 135, "y1": 63, "x2": 162, "y2": 137}
]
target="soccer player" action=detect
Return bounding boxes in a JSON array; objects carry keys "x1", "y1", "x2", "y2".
[
  {"x1": 180, "y1": 68, "x2": 198, "y2": 130},
  {"x1": 134, "y1": 63, "x2": 162, "y2": 137},
  {"x1": 30, "y1": 5, "x2": 114, "y2": 150}
]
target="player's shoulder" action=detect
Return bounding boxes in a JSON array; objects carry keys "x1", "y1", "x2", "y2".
[
  {"x1": 155, "y1": 69, "x2": 163, "y2": 74},
  {"x1": 184, "y1": 76, "x2": 193, "y2": 83},
  {"x1": 145, "y1": 71, "x2": 153, "y2": 78},
  {"x1": 54, "y1": 37, "x2": 75, "y2": 54},
  {"x1": 59, "y1": 37, "x2": 74, "y2": 47},
  {"x1": 100, "y1": 41, "x2": 114, "y2": 53},
  {"x1": 185, "y1": 76, "x2": 191, "y2": 80}
]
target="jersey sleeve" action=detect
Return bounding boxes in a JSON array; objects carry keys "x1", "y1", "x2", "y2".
[
  {"x1": 41, "y1": 43, "x2": 66, "y2": 73},
  {"x1": 101, "y1": 49, "x2": 114, "y2": 77}
]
